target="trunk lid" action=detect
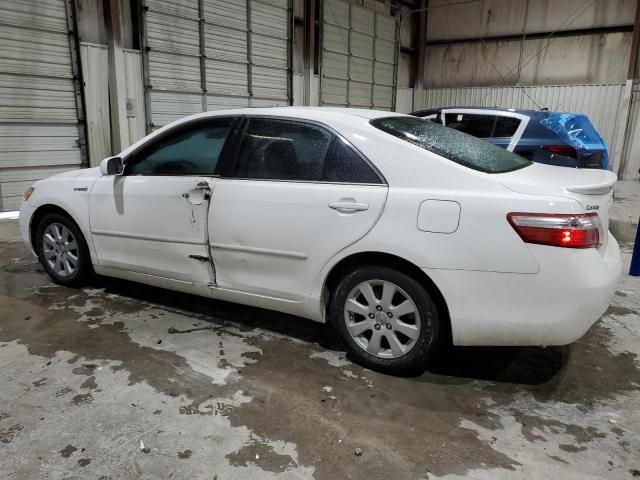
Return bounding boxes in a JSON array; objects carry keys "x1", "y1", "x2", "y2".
[{"x1": 498, "y1": 163, "x2": 616, "y2": 248}]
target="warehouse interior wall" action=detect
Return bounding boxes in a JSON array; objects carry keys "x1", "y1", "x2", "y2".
[
  {"x1": 418, "y1": 0, "x2": 640, "y2": 179},
  {"x1": 2, "y1": 0, "x2": 639, "y2": 211},
  {"x1": 424, "y1": 33, "x2": 632, "y2": 88}
]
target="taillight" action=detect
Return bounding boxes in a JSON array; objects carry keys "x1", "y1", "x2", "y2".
[
  {"x1": 543, "y1": 145, "x2": 577, "y2": 159},
  {"x1": 507, "y1": 213, "x2": 601, "y2": 249}
]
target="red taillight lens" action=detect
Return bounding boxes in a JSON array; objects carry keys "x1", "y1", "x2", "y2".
[
  {"x1": 507, "y1": 213, "x2": 601, "y2": 249},
  {"x1": 543, "y1": 145, "x2": 577, "y2": 159}
]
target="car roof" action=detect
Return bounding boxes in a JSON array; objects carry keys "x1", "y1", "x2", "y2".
[
  {"x1": 119, "y1": 107, "x2": 405, "y2": 158},
  {"x1": 179, "y1": 106, "x2": 405, "y2": 122}
]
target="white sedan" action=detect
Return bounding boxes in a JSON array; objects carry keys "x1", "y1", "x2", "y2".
[{"x1": 19, "y1": 107, "x2": 622, "y2": 374}]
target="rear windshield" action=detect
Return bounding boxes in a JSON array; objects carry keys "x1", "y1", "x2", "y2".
[{"x1": 371, "y1": 116, "x2": 531, "y2": 173}]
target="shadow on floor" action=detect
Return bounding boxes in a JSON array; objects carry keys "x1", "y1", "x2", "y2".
[{"x1": 90, "y1": 274, "x2": 568, "y2": 387}]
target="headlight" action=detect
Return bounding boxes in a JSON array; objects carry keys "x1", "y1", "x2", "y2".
[{"x1": 23, "y1": 186, "x2": 34, "y2": 201}]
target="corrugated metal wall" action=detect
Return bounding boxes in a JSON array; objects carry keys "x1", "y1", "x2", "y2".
[
  {"x1": 621, "y1": 91, "x2": 640, "y2": 181},
  {"x1": 419, "y1": 83, "x2": 626, "y2": 164},
  {"x1": 320, "y1": 0, "x2": 397, "y2": 110},
  {"x1": 142, "y1": 0, "x2": 291, "y2": 130},
  {"x1": 423, "y1": 0, "x2": 635, "y2": 88},
  {"x1": 0, "y1": 0, "x2": 84, "y2": 211}
]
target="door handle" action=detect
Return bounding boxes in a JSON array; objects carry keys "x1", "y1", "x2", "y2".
[
  {"x1": 182, "y1": 182, "x2": 211, "y2": 203},
  {"x1": 328, "y1": 201, "x2": 369, "y2": 213},
  {"x1": 194, "y1": 181, "x2": 211, "y2": 193}
]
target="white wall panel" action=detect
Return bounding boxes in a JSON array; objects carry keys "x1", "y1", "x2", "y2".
[
  {"x1": 419, "y1": 83, "x2": 626, "y2": 168},
  {"x1": 292, "y1": 73, "x2": 304, "y2": 106},
  {"x1": 426, "y1": 0, "x2": 635, "y2": 42},
  {"x1": 123, "y1": 49, "x2": 146, "y2": 146},
  {"x1": 80, "y1": 43, "x2": 111, "y2": 167},
  {"x1": 621, "y1": 92, "x2": 640, "y2": 180},
  {"x1": 424, "y1": 32, "x2": 632, "y2": 88},
  {"x1": 0, "y1": 0, "x2": 82, "y2": 211},
  {"x1": 291, "y1": 73, "x2": 319, "y2": 107}
]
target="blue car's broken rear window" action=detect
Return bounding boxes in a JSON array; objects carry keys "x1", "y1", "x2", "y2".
[{"x1": 371, "y1": 116, "x2": 531, "y2": 174}]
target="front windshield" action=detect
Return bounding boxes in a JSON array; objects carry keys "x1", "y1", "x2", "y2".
[{"x1": 371, "y1": 116, "x2": 531, "y2": 174}]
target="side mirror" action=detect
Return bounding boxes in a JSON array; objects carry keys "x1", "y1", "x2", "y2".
[{"x1": 100, "y1": 156, "x2": 124, "y2": 176}]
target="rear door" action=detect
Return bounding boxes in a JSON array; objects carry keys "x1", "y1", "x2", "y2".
[{"x1": 208, "y1": 116, "x2": 388, "y2": 301}]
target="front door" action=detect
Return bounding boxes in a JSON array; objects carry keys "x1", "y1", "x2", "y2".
[
  {"x1": 90, "y1": 117, "x2": 237, "y2": 284},
  {"x1": 208, "y1": 116, "x2": 388, "y2": 301}
]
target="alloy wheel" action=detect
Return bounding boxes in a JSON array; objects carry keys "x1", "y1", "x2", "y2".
[
  {"x1": 343, "y1": 280, "x2": 421, "y2": 359},
  {"x1": 42, "y1": 222, "x2": 79, "y2": 278}
]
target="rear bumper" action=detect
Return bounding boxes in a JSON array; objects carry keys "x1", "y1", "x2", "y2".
[{"x1": 427, "y1": 232, "x2": 623, "y2": 346}]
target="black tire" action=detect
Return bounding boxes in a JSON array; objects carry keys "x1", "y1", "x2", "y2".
[
  {"x1": 330, "y1": 265, "x2": 440, "y2": 375},
  {"x1": 35, "y1": 212, "x2": 92, "y2": 287}
]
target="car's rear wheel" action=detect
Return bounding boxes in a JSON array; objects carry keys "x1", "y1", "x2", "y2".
[
  {"x1": 35, "y1": 213, "x2": 91, "y2": 287},
  {"x1": 330, "y1": 265, "x2": 440, "y2": 375}
]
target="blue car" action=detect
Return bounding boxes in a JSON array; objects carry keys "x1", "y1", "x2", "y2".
[{"x1": 410, "y1": 107, "x2": 608, "y2": 169}]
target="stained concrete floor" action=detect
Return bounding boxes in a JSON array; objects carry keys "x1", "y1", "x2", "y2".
[{"x1": 0, "y1": 219, "x2": 639, "y2": 480}]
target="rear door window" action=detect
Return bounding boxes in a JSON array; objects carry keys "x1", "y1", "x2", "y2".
[
  {"x1": 230, "y1": 118, "x2": 332, "y2": 181},
  {"x1": 493, "y1": 115, "x2": 521, "y2": 138},
  {"x1": 322, "y1": 137, "x2": 382, "y2": 184},
  {"x1": 228, "y1": 118, "x2": 384, "y2": 184},
  {"x1": 444, "y1": 113, "x2": 495, "y2": 138}
]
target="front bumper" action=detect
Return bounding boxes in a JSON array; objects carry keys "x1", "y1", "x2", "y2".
[
  {"x1": 426, "y1": 232, "x2": 623, "y2": 346},
  {"x1": 19, "y1": 200, "x2": 36, "y2": 256}
]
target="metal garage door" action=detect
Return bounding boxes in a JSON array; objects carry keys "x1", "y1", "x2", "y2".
[
  {"x1": 320, "y1": 0, "x2": 397, "y2": 110},
  {"x1": 141, "y1": 0, "x2": 291, "y2": 130},
  {"x1": 0, "y1": 0, "x2": 84, "y2": 211}
]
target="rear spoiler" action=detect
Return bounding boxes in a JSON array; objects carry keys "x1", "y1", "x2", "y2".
[{"x1": 566, "y1": 172, "x2": 617, "y2": 195}]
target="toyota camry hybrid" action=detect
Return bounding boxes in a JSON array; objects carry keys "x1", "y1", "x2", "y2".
[{"x1": 19, "y1": 107, "x2": 622, "y2": 374}]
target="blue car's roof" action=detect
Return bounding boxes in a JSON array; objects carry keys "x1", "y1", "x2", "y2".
[{"x1": 411, "y1": 106, "x2": 552, "y2": 117}]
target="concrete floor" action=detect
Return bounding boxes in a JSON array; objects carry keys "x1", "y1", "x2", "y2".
[
  {"x1": 0, "y1": 219, "x2": 639, "y2": 480},
  {"x1": 611, "y1": 181, "x2": 640, "y2": 243}
]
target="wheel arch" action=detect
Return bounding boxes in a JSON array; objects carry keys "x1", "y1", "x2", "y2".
[
  {"x1": 30, "y1": 204, "x2": 83, "y2": 252},
  {"x1": 322, "y1": 251, "x2": 452, "y2": 343}
]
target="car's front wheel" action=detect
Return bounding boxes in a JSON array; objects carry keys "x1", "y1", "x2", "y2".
[
  {"x1": 330, "y1": 266, "x2": 441, "y2": 375},
  {"x1": 35, "y1": 212, "x2": 91, "y2": 287}
]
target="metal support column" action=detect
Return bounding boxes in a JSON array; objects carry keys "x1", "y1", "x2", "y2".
[
  {"x1": 139, "y1": 0, "x2": 153, "y2": 133},
  {"x1": 198, "y1": 0, "x2": 207, "y2": 112},
  {"x1": 247, "y1": 0, "x2": 253, "y2": 104}
]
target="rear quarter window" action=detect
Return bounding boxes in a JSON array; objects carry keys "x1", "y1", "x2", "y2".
[
  {"x1": 371, "y1": 116, "x2": 531, "y2": 174},
  {"x1": 443, "y1": 113, "x2": 495, "y2": 138},
  {"x1": 493, "y1": 116, "x2": 521, "y2": 137}
]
